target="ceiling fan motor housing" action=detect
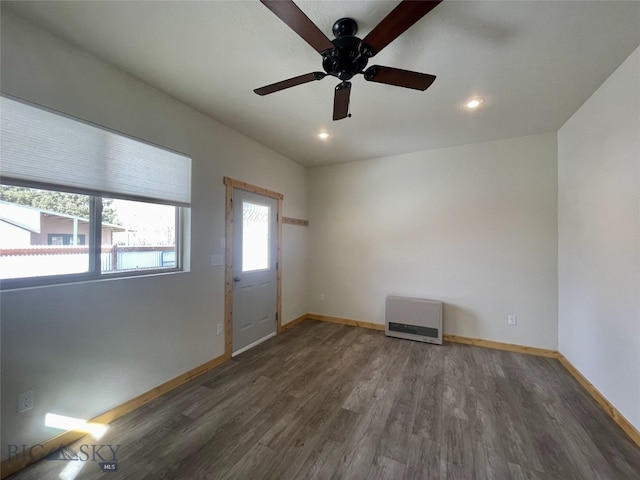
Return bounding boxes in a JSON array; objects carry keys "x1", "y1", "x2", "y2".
[{"x1": 322, "y1": 18, "x2": 370, "y2": 81}]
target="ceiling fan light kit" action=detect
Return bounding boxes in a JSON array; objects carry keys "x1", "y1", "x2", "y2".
[{"x1": 255, "y1": 0, "x2": 442, "y2": 121}]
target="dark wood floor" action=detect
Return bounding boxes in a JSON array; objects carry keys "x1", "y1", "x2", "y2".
[{"x1": 10, "y1": 320, "x2": 640, "y2": 480}]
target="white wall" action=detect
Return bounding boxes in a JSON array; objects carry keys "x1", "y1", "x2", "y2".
[
  {"x1": 558, "y1": 46, "x2": 640, "y2": 431},
  {"x1": 308, "y1": 133, "x2": 558, "y2": 350},
  {"x1": 0, "y1": 11, "x2": 307, "y2": 457}
]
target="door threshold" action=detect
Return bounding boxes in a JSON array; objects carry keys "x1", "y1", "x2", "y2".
[{"x1": 232, "y1": 332, "x2": 277, "y2": 357}]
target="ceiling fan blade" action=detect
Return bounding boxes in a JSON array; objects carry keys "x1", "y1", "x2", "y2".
[
  {"x1": 363, "y1": 0, "x2": 442, "y2": 56},
  {"x1": 364, "y1": 65, "x2": 436, "y2": 91},
  {"x1": 254, "y1": 72, "x2": 326, "y2": 96},
  {"x1": 333, "y1": 82, "x2": 352, "y2": 120},
  {"x1": 260, "y1": 0, "x2": 334, "y2": 54}
]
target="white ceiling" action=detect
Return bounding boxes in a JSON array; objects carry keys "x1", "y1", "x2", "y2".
[{"x1": 3, "y1": 1, "x2": 639, "y2": 167}]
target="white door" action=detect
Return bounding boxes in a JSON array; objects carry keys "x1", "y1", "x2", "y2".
[{"x1": 232, "y1": 189, "x2": 278, "y2": 355}]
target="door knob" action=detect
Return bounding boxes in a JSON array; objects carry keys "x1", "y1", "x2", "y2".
[{"x1": 233, "y1": 276, "x2": 241, "y2": 282}]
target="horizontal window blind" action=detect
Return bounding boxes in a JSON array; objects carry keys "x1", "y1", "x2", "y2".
[{"x1": 0, "y1": 96, "x2": 191, "y2": 206}]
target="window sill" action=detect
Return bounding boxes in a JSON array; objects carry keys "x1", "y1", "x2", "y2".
[{"x1": 0, "y1": 268, "x2": 187, "y2": 292}]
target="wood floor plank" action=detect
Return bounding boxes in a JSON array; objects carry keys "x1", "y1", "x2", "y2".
[
  {"x1": 7, "y1": 320, "x2": 640, "y2": 480},
  {"x1": 279, "y1": 407, "x2": 360, "y2": 480},
  {"x1": 441, "y1": 415, "x2": 473, "y2": 471},
  {"x1": 331, "y1": 338, "x2": 410, "y2": 480},
  {"x1": 219, "y1": 442, "x2": 277, "y2": 480},
  {"x1": 412, "y1": 344, "x2": 445, "y2": 441},
  {"x1": 468, "y1": 388, "x2": 511, "y2": 480},
  {"x1": 491, "y1": 375, "x2": 547, "y2": 474},
  {"x1": 377, "y1": 340, "x2": 429, "y2": 464},
  {"x1": 366, "y1": 453, "x2": 406, "y2": 480},
  {"x1": 404, "y1": 434, "x2": 441, "y2": 480},
  {"x1": 508, "y1": 462, "x2": 554, "y2": 480}
]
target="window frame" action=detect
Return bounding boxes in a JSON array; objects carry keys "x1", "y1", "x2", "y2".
[
  {"x1": 0, "y1": 181, "x2": 185, "y2": 290},
  {"x1": 47, "y1": 234, "x2": 87, "y2": 246}
]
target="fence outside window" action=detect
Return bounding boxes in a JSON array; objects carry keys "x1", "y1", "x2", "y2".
[{"x1": 0, "y1": 245, "x2": 176, "y2": 280}]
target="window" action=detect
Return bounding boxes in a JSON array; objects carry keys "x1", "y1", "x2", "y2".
[
  {"x1": 0, "y1": 186, "x2": 93, "y2": 280},
  {"x1": 0, "y1": 96, "x2": 190, "y2": 288},
  {"x1": 48, "y1": 234, "x2": 87, "y2": 246},
  {"x1": 101, "y1": 197, "x2": 178, "y2": 274},
  {"x1": 241, "y1": 201, "x2": 271, "y2": 272}
]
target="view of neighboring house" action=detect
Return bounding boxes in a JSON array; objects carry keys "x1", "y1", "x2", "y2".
[{"x1": 0, "y1": 200, "x2": 125, "y2": 248}]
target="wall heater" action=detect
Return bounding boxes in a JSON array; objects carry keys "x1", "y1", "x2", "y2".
[{"x1": 385, "y1": 296, "x2": 443, "y2": 345}]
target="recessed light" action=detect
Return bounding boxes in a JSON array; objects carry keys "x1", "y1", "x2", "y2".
[
  {"x1": 465, "y1": 98, "x2": 484, "y2": 109},
  {"x1": 317, "y1": 132, "x2": 330, "y2": 140}
]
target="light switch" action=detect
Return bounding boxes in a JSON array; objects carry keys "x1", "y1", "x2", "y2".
[
  {"x1": 219, "y1": 237, "x2": 226, "y2": 249},
  {"x1": 211, "y1": 254, "x2": 224, "y2": 266}
]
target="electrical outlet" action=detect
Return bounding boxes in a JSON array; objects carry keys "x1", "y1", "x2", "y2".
[
  {"x1": 216, "y1": 324, "x2": 223, "y2": 336},
  {"x1": 18, "y1": 390, "x2": 34, "y2": 413},
  {"x1": 319, "y1": 293, "x2": 325, "y2": 302},
  {"x1": 507, "y1": 315, "x2": 517, "y2": 326}
]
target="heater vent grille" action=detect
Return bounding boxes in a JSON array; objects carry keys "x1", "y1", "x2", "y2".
[{"x1": 385, "y1": 296, "x2": 443, "y2": 345}]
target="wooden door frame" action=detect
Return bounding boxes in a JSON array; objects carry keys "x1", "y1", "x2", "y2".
[{"x1": 223, "y1": 177, "x2": 283, "y2": 358}]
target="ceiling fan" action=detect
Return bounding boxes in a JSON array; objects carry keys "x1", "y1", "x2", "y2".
[{"x1": 254, "y1": 0, "x2": 442, "y2": 121}]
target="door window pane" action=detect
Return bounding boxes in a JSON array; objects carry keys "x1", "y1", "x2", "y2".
[
  {"x1": 0, "y1": 185, "x2": 92, "y2": 279},
  {"x1": 242, "y1": 201, "x2": 270, "y2": 272}
]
